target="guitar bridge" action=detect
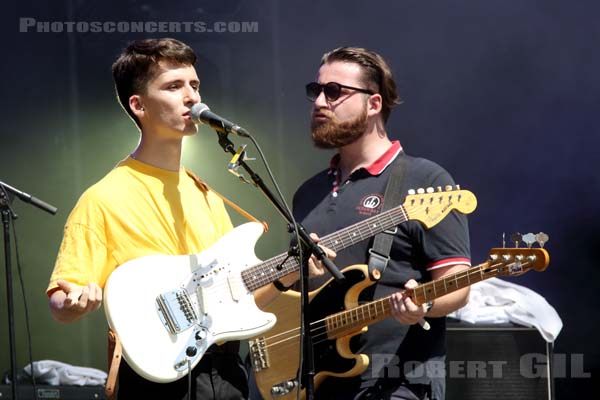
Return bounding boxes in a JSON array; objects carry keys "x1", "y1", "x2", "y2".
[
  {"x1": 156, "y1": 289, "x2": 198, "y2": 334},
  {"x1": 249, "y1": 337, "x2": 269, "y2": 372}
]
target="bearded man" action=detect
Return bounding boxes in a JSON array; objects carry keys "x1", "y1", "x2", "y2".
[{"x1": 291, "y1": 47, "x2": 471, "y2": 400}]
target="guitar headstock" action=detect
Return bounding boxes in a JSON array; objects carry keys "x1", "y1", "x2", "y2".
[
  {"x1": 403, "y1": 185, "x2": 477, "y2": 228},
  {"x1": 488, "y1": 233, "x2": 550, "y2": 277}
]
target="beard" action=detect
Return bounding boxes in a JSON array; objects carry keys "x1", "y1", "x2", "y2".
[{"x1": 311, "y1": 107, "x2": 368, "y2": 149}]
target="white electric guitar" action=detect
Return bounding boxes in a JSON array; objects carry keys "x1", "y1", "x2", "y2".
[{"x1": 103, "y1": 187, "x2": 477, "y2": 383}]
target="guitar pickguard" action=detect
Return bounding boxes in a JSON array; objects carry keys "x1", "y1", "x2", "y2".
[
  {"x1": 104, "y1": 222, "x2": 277, "y2": 383},
  {"x1": 308, "y1": 268, "x2": 370, "y2": 376}
]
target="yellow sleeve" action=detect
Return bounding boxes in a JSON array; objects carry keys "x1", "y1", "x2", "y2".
[{"x1": 47, "y1": 198, "x2": 111, "y2": 295}]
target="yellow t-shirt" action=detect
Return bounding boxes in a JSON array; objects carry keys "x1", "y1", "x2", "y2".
[{"x1": 47, "y1": 157, "x2": 233, "y2": 293}]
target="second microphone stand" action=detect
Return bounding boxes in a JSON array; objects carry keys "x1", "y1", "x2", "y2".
[
  {"x1": 215, "y1": 132, "x2": 344, "y2": 399},
  {"x1": 0, "y1": 181, "x2": 57, "y2": 400}
]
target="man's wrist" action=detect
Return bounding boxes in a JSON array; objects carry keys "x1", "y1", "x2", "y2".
[{"x1": 425, "y1": 300, "x2": 434, "y2": 313}]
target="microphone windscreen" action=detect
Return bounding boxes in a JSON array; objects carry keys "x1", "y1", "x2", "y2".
[{"x1": 190, "y1": 103, "x2": 210, "y2": 121}]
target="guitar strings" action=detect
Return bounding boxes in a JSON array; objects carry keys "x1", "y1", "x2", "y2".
[
  {"x1": 241, "y1": 205, "x2": 412, "y2": 291},
  {"x1": 246, "y1": 196, "x2": 471, "y2": 292},
  {"x1": 190, "y1": 202, "x2": 429, "y2": 295},
  {"x1": 260, "y1": 260, "x2": 510, "y2": 353},
  {"x1": 258, "y1": 259, "x2": 528, "y2": 355}
]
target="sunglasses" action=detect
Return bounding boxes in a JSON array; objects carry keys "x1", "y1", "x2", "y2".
[{"x1": 305, "y1": 81, "x2": 375, "y2": 102}]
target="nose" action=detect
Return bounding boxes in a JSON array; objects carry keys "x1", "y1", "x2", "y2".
[
  {"x1": 184, "y1": 84, "x2": 201, "y2": 105},
  {"x1": 314, "y1": 89, "x2": 328, "y2": 108}
]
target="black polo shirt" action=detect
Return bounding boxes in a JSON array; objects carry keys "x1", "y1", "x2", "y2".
[{"x1": 292, "y1": 141, "x2": 470, "y2": 395}]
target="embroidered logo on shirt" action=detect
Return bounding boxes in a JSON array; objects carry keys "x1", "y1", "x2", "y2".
[{"x1": 356, "y1": 194, "x2": 383, "y2": 216}]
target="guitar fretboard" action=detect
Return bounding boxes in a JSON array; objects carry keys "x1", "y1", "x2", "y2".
[
  {"x1": 323, "y1": 260, "x2": 502, "y2": 339},
  {"x1": 240, "y1": 206, "x2": 409, "y2": 292}
]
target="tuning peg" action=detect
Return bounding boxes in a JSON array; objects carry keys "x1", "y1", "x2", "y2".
[
  {"x1": 417, "y1": 188, "x2": 425, "y2": 194},
  {"x1": 426, "y1": 187, "x2": 434, "y2": 193},
  {"x1": 445, "y1": 185, "x2": 453, "y2": 191},
  {"x1": 510, "y1": 232, "x2": 522, "y2": 248},
  {"x1": 502, "y1": 232, "x2": 506, "y2": 248},
  {"x1": 456, "y1": 184, "x2": 461, "y2": 190},
  {"x1": 436, "y1": 186, "x2": 442, "y2": 192},
  {"x1": 407, "y1": 189, "x2": 416, "y2": 195},
  {"x1": 536, "y1": 232, "x2": 549, "y2": 248},
  {"x1": 522, "y1": 233, "x2": 536, "y2": 248}
]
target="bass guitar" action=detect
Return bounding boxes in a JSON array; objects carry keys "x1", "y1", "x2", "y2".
[{"x1": 250, "y1": 244, "x2": 549, "y2": 399}]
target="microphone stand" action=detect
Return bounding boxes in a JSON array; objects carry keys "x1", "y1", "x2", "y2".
[
  {"x1": 0, "y1": 181, "x2": 57, "y2": 400},
  {"x1": 214, "y1": 132, "x2": 344, "y2": 400}
]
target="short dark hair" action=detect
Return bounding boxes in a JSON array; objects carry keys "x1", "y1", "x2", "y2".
[
  {"x1": 112, "y1": 38, "x2": 197, "y2": 126},
  {"x1": 321, "y1": 47, "x2": 401, "y2": 123}
]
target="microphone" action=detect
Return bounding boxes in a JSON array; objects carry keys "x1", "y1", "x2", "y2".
[
  {"x1": 190, "y1": 103, "x2": 250, "y2": 137},
  {"x1": 0, "y1": 180, "x2": 58, "y2": 215}
]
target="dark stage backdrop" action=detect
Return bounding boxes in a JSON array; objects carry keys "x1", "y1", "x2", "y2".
[{"x1": 1, "y1": 0, "x2": 598, "y2": 397}]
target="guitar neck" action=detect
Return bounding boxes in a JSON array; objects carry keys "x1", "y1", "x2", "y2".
[
  {"x1": 324, "y1": 260, "x2": 496, "y2": 339},
  {"x1": 241, "y1": 206, "x2": 410, "y2": 292}
]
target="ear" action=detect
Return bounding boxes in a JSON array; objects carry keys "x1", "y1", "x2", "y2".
[
  {"x1": 367, "y1": 93, "x2": 383, "y2": 118},
  {"x1": 129, "y1": 95, "x2": 145, "y2": 118}
]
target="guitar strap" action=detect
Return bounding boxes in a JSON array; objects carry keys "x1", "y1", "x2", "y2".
[
  {"x1": 105, "y1": 170, "x2": 268, "y2": 399},
  {"x1": 367, "y1": 152, "x2": 408, "y2": 280},
  {"x1": 105, "y1": 330, "x2": 122, "y2": 399},
  {"x1": 185, "y1": 169, "x2": 269, "y2": 233}
]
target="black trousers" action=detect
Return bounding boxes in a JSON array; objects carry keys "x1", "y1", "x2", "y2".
[{"x1": 117, "y1": 343, "x2": 248, "y2": 400}]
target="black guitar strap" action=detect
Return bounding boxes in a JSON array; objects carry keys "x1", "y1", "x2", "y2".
[{"x1": 367, "y1": 152, "x2": 408, "y2": 280}]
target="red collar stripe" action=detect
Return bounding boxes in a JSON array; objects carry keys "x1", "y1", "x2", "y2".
[{"x1": 364, "y1": 141, "x2": 403, "y2": 175}]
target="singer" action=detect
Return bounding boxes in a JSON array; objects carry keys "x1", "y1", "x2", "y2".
[{"x1": 45, "y1": 38, "x2": 326, "y2": 400}]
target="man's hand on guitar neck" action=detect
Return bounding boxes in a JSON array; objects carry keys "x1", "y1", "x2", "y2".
[
  {"x1": 389, "y1": 264, "x2": 471, "y2": 326},
  {"x1": 278, "y1": 232, "x2": 336, "y2": 287},
  {"x1": 389, "y1": 279, "x2": 428, "y2": 326},
  {"x1": 255, "y1": 233, "x2": 336, "y2": 309},
  {"x1": 49, "y1": 280, "x2": 103, "y2": 323}
]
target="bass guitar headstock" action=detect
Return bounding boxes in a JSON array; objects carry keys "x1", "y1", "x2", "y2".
[{"x1": 489, "y1": 232, "x2": 550, "y2": 277}]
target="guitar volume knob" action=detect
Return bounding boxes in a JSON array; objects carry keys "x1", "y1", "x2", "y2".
[
  {"x1": 195, "y1": 330, "x2": 206, "y2": 341},
  {"x1": 186, "y1": 346, "x2": 198, "y2": 357}
]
